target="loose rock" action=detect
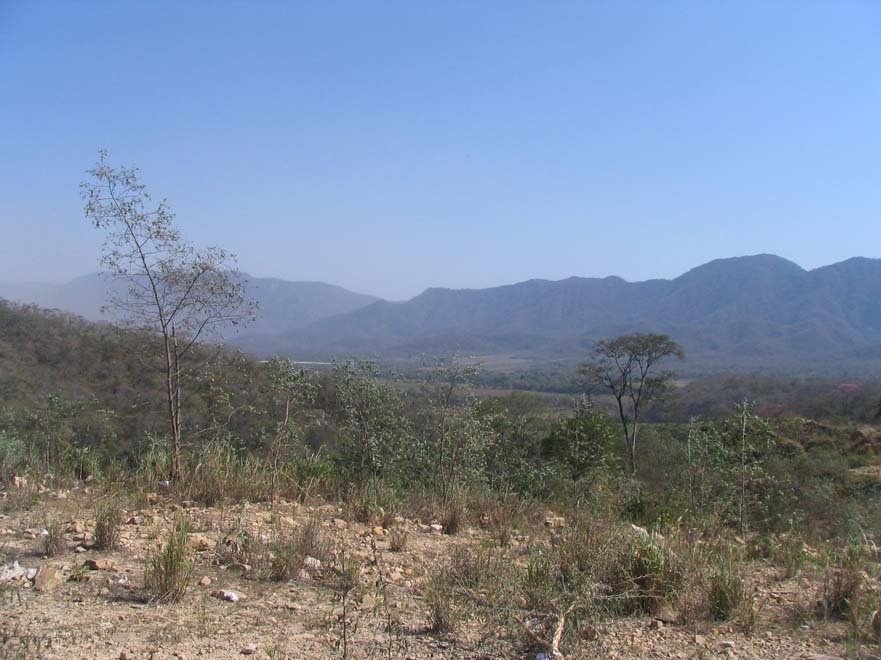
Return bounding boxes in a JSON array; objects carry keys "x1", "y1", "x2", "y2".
[
  {"x1": 34, "y1": 565, "x2": 63, "y2": 592},
  {"x1": 211, "y1": 589, "x2": 241, "y2": 602}
]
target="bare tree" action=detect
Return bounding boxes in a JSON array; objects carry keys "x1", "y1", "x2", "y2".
[
  {"x1": 82, "y1": 151, "x2": 256, "y2": 482},
  {"x1": 581, "y1": 333, "x2": 683, "y2": 475}
]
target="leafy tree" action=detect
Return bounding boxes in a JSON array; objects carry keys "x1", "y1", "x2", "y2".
[
  {"x1": 684, "y1": 404, "x2": 778, "y2": 531},
  {"x1": 82, "y1": 151, "x2": 256, "y2": 481},
  {"x1": 477, "y1": 392, "x2": 552, "y2": 496},
  {"x1": 419, "y1": 356, "x2": 489, "y2": 506},
  {"x1": 543, "y1": 396, "x2": 618, "y2": 480},
  {"x1": 332, "y1": 359, "x2": 410, "y2": 493},
  {"x1": 582, "y1": 333, "x2": 683, "y2": 475},
  {"x1": 264, "y1": 359, "x2": 320, "y2": 502}
]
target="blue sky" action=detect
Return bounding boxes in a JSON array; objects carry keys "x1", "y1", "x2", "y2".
[{"x1": 1, "y1": 1, "x2": 879, "y2": 299}]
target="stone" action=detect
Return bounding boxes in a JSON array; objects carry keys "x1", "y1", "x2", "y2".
[
  {"x1": 187, "y1": 534, "x2": 215, "y2": 551},
  {"x1": 34, "y1": 565, "x2": 63, "y2": 592},
  {"x1": 333, "y1": 518, "x2": 348, "y2": 529},
  {"x1": 719, "y1": 640, "x2": 736, "y2": 649},
  {"x1": 429, "y1": 523, "x2": 443, "y2": 534},
  {"x1": 372, "y1": 526, "x2": 385, "y2": 537},
  {"x1": 0, "y1": 561, "x2": 26, "y2": 582},
  {"x1": 544, "y1": 515, "x2": 566, "y2": 528},
  {"x1": 211, "y1": 589, "x2": 241, "y2": 602},
  {"x1": 241, "y1": 643, "x2": 257, "y2": 655},
  {"x1": 85, "y1": 558, "x2": 117, "y2": 571},
  {"x1": 74, "y1": 545, "x2": 87, "y2": 553},
  {"x1": 693, "y1": 635, "x2": 707, "y2": 646},
  {"x1": 303, "y1": 556, "x2": 322, "y2": 571},
  {"x1": 655, "y1": 604, "x2": 678, "y2": 624},
  {"x1": 649, "y1": 619, "x2": 663, "y2": 630},
  {"x1": 199, "y1": 576, "x2": 212, "y2": 586}
]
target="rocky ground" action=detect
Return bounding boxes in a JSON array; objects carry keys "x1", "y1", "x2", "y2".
[{"x1": 0, "y1": 487, "x2": 869, "y2": 659}]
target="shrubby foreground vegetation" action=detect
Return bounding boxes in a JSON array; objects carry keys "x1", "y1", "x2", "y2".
[{"x1": 3, "y1": 298, "x2": 881, "y2": 658}]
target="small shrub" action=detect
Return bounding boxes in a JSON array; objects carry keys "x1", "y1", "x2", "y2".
[
  {"x1": 820, "y1": 565, "x2": 863, "y2": 620},
  {"x1": 270, "y1": 517, "x2": 331, "y2": 581},
  {"x1": 379, "y1": 508, "x2": 396, "y2": 530},
  {"x1": 216, "y1": 528, "x2": 270, "y2": 572},
  {"x1": 612, "y1": 534, "x2": 681, "y2": 615},
  {"x1": 388, "y1": 528, "x2": 408, "y2": 552},
  {"x1": 145, "y1": 516, "x2": 193, "y2": 603},
  {"x1": 483, "y1": 502, "x2": 515, "y2": 547},
  {"x1": 424, "y1": 570, "x2": 459, "y2": 634},
  {"x1": 446, "y1": 546, "x2": 502, "y2": 591},
  {"x1": 707, "y1": 562, "x2": 745, "y2": 621},
  {"x1": 43, "y1": 521, "x2": 65, "y2": 558},
  {"x1": 334, "y1": 551, "x2": 361, "y2": 592},
  {"x1": 295, "y1": 516, "x2": 332, "y2": 563},
  {"x1": 774, "y1": 532, "x2": 806, "y2": 579},
  {"x1": 422, "y1": 547, "x2": 506, "y2": 634},
  {"x1": 269, "y1": 543, "x2": 298, "y2": 582},
  {"x1": 441, "y1": 502, "x2": 463, "y2": 536},
  {"x1": 94, "y1": 504, "x2": 123, "y2": 551},
  {"x1": 817, "y1": 542, "x2": 868, "y2": 622},
  {"x1": 521, "y1": 552, "x2": 556, "y2": 611}
]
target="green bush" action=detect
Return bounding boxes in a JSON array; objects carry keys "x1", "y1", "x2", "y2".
[
  {"x1": 145, "y1": 516, "x2": 193, "y2": 603},
  {"x1": 94, "y1": 503, "x2": 123, "y2": 551}
]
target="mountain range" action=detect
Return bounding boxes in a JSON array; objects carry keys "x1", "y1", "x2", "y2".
[
  {"x1": 3, "y1": 255, "x2": 881, "y2": 376},
  {"x1": 0, "y1": 273, "x2": 379, "y2": 338}
]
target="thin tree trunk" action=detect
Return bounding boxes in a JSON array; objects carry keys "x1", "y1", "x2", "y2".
[
  {"x1": 163, "y1": 327, "x2": 182, "y2": 484},
  {"x1": 630, "y1": 420, "x2": 639, "y2": 476},
  {"x1": 739, "y1": 402, "x2": 747, "y2": 535},
  {"x1": 172, "y1": 326, "x2": 183, "y2": 484}
]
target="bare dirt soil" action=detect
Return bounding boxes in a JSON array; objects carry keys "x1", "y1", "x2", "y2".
[{"x1": 0, "y1": 488, "x2": 865, "y2": 659}]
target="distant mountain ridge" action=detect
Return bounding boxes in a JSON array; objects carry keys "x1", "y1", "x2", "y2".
[
  {"x1": 4, "y1": 255, "x2": 881, "y2": 375},
  {"x1": 0, "y1": 273, "x2": 380, "y2": 339},
  {"x1": 239, "y1": 255, "x2": 881, "y2": 375}
]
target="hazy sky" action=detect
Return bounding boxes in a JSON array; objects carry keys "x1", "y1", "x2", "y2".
[{"x1": 1, "y1": 2, "x2": 879, "y2": 299}]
